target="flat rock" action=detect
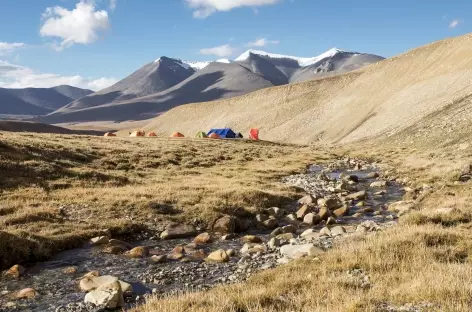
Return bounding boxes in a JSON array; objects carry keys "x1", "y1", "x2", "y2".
[
  {"x1": 280, "y1": 244, "x2": 323, "y2": 258},
  {"x1": 161, "y1": 223, "x2": 197, "y2": 239}
]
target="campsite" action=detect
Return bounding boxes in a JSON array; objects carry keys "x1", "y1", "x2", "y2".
[{"x1": 4, "y1": 1, "x2": 472, "y2": 312}]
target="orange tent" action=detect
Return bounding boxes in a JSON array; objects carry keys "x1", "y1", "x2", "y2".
[
  {"x1": 249, "y1": 128, "x2": 259, "y2": 140},
  {"x1": 147, "y1": 132, "x2": 157, "y2": 137},
  {"x1": 209, "y1": 133, "x2": 221, "y2": 139},
  {"x1": 130, "y1": 130, "x2": 145, "y2": 137},
  {"x1": 170, "y1": 132, "x2": 185, "y2": 138},
  {"x1": 104, "y1": 132, "x2": 116, "y2": 137}
]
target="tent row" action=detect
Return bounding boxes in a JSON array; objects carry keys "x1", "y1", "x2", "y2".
[{"x1": 105, "y1": 128, "x2": 259, "y2": 140}]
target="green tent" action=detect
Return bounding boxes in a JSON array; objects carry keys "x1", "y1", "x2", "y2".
[{"x1": 195, "y1": 131, "x2": 208, "y2": 138}]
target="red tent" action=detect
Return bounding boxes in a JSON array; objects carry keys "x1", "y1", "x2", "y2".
[{"x1": 249, "y1": 128, "x2": 259, "y2": 140}]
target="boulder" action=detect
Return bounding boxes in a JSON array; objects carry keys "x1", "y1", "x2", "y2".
[
  {"x1": 125, "y1": 246, "x2": 149, "y2": 258},
  {"x1": 262, "y1": 218, "x2": 278, "y2": 229},
  {"x1": 331, "y1": 226, "x2": 346, "y2": 236},
  {"x1": 79, "y1": 275, "x2": 132, "y2": 293},
  {"x1": 320, "y1": 227, "x2": 331, "y2": 236},
  {"x1": 296, "y1": 204, "x2": 311, "y2": 219},
  {"x1": 298, "y1": 195, "x2": 315, "y2": 205},
  {"x1": 193, "y1": 232, "x2": 212, "y2": 245},
  {"x1": 90, "y1": 236, "x2": 109, "y2": 245},
  {"x1": 318, "y1": 207, "x2": 331, "y2": 220},
  {"x1": 280, "y1": 244, "x2": 323, "y2": 258},
  {"x1": 333, "y1": 205, "x2": 350, "y2": 217},
  {"x1": 5, "y1": 265, "x2": 25, "y2": 278},
  {"x1": 16, "y1": 288, "x2": 37, "y2": 299},
  {"x1": 345, "y1": 190, "x2": 367, "y2": 201},
  {"x1": 206, "y1": 250, "x2": 230, "y2": 263},
  {"x1": 161, "y1": 223, "x2": 197, "y2": 239},
  {"x1": 84, "y1": 281, "x2": 124, "y2": 309},
  {"x1": 303, "y1": 213, "x2": 320, "y2": 225},
  {"x1": 370, "y1": 180, "x2": 388, "y2": 188},
  {"x1": 213, "y1": 216, "x2": 236, "y2": 234},
  {"x1": 241, "y1": 235, "x2": 263, "y2": 243}
]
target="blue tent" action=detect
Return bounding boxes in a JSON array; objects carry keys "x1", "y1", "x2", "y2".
[{"x1": 207, "y1": 128, "x2": 237, "y2": 139}]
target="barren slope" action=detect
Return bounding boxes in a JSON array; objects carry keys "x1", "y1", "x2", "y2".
[{"x1": 144, "y1": 34, "x2": 472, "y2": 144}]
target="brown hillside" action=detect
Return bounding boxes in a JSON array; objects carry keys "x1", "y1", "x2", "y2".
[{"x1": 143, "y1": 33, "x2": 472, "y2": 144}]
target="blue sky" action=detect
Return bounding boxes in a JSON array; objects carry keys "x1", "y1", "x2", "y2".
[{"x1": 0, "y1": 0, "x2": 470, "y2": 90}]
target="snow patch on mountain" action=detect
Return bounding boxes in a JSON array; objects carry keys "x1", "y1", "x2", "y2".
[{"x1": 235, "y1": 48, "x2": 356, "y2": 67}]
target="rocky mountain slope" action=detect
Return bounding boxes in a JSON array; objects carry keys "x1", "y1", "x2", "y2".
[
  {"x1": 41, "y1": 49, "x2": 382, "y2": 123},
  {"x1": 0, "y1": 85, "x2": 92, "y2": 116},
  {"x1": 142, "y1": 34, "x2": 472, "y2": 145}
]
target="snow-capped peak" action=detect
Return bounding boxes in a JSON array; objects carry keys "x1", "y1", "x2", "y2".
[
  {"x1": 234, "y1": 48, "x2": 354, "y2": 67},
  {"x1": 153, "y1": 57, "x2": 231, "y2": 70}
]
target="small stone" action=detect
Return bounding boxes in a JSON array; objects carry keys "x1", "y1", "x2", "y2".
[
  {"x1": 296, "y1": 204, "x2": 311, "y2": 219},
  {"x1": 161, "y1": 223, "x2": 197, "y2": 239},
  {"x1": 333, "y1": 205, "x2": 350, "y2": 217},
  {"x1": 220, "y1": 233, "x2": 237, "y2": 240},
  {"x1": 330, "y1": 226, "x2": 346, "y2": 236},
  {"x1": 268, "y1": 237, "x2": 281, "y2": 248},
  {"x1": 256, "y1": 214, "x2": 269, "y2": 222},
  {"x1": 282, "y1": 225, "x2": 297, "y2": 234},
  {"x1": 262, "y1": 218, "x2": 278, "y2": 229},
  {"x1": 108, "y1": 239, "x2": 133, "y2": 249},
  {"x1": 125, "y1": 246, "x2": 149, "y2": 258},
  {"x1": 318, "y1": 197, "x2": 343, "y2": 210},
  {"x1": 366, "y1": 172, "x2": 379, "y2": 179},
  {"x1": 90, "y1": 236, "x2": 109, "y2": 245},
  {"x1": 193, "y1": 232, "x2": 212, "y2": 245},
  {"x1": 326, "y1": 217, "x2": 337, "y2": 225},
  {"x1": 5, "y1": 265, "x2": 25, "y2": 278},
  {"x1": 206, "y1": 249, "x2": 230, "y2": 263},
  {"x1": 285, "y1": 213, "x2": 297, "y2": 222},
  {"x1": 265, "y1": 207, "x2": 285, "y2": 218},
  {"x1": 102, "y1": 245, "x2": 127, "y2": 255},
  {"x1": 303, "y1": 213, "x2": 320, "y2": 225},
  {"x1": 298, "y1": 195, "x2": 315, "y2": 205},
  {"x1": 241, "y1": 235, "x2": 263, "y2": 243},
  {"x1": 320, "y1": 227, "x2": 331, "y2": 236},
  {"x1": 370, "y1": 180, "x2": 388, "y2": 188},
  {"x1": 150, "y1": 255, "x2": 167, "y2": 263},
  {"x1": 79, "y1": 275, "x2": 132, "y2": 293},
  {"x1": 345, "y1": 190, "x2": 367, "y2": 201},
  {"x1": 226, "y1": 249, "x2": 236, "y2": 257},
  {"x1": 270, "y1": 227, "x2": 284, "y2": 237},
  {"x1": 16, "y1": 288, "x2": 37, "y2": 299},
  {"x1": 276, "y1": 233, "x2": 296, "y2": 241},
  {"x1": 356, "y1": 201, "x2": 366, "y2": 207},
  {"x1": 62, "y1": 267, "x2": 78, "y2": 275}
]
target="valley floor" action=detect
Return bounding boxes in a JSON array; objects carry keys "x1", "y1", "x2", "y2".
[{"x1": 1, "y1": 131, "x2": 472, "y2": 311}]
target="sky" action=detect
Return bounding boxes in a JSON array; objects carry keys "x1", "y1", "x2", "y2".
[{"x1": 0, "y1": 0, "x2": 470, "y2": 91}]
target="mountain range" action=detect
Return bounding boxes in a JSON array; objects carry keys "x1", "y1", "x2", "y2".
[
  {"x1": 39, "y1": 48, "x2": 383, "y2": 123},
  {"x1": 0, "y1": 85, "x2": 93, "y2": 117},
  {"x1": 143, "y1": 34, "x2": 472, "y2": 145}
]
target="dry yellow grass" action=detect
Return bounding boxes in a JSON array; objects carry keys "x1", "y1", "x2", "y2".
[
  {"x1": 0, "y1": 132, "x2": 326, "y2": 269},
  {"x1": 141, "y1": 33, "x2": 472, "y2": 145}
]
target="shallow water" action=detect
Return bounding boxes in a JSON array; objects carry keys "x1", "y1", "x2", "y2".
[{"x1": 0, "y1": 162, "x2": 405, "y2": 312}]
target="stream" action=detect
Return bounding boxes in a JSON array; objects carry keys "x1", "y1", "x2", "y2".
[{"x1": 0, "y1": 158, "x2": 405, "y2": 312}]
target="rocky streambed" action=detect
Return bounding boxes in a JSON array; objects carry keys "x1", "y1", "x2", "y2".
[{"x1": 1, "y1": 157, "x2": 417, "y2": 312}]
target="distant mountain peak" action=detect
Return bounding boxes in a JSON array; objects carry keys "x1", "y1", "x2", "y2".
[{"x1": 235, "y1": 48, "x2": 357, "y2": 67}]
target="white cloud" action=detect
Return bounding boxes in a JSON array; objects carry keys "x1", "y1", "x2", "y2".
[
  {"x1": 0, "y1": 42, "x2": 25, "y2": 56},
  {"x1": 246, "y1": 38, "x2": 279, "y2": 47},
  {"x1": 40, "y1": 1, "x2": 110, "y2": 50},
  {"x1": 109, "y1": 0, "x2": 117, "y2": 11},
  {"x1": 0, "y1": 60, "x2": 117, "y2": 91},
  {"x1": 186, "y1": 0, "x2": 282, "y2": 18},
  {"x1": 449, "y1": 19, "x2": 463, "y2": 29},
  {"x1": 200, "y1": 44, "x2": 235, "y2": 57}
]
